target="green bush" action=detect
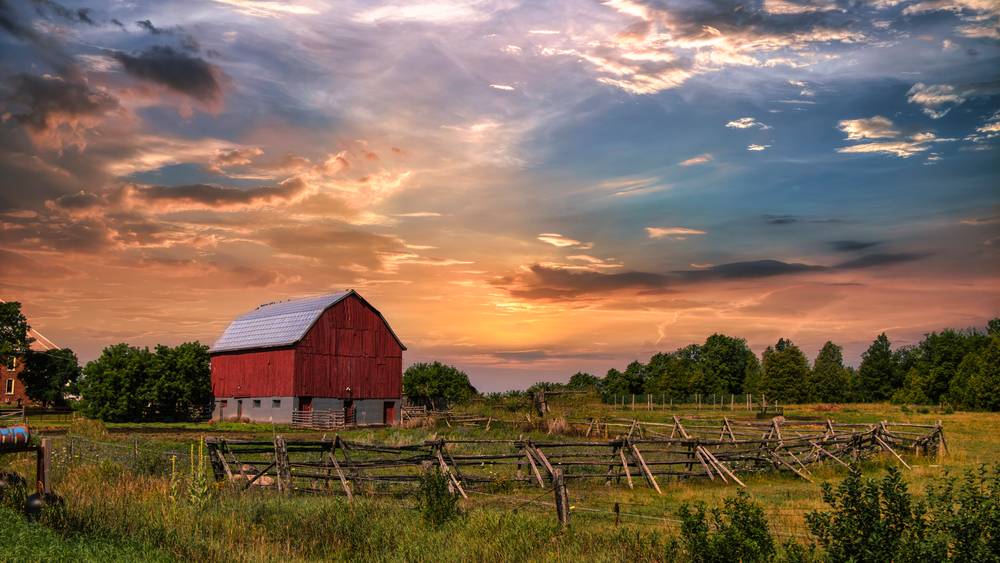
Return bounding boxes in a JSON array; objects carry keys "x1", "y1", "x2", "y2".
[
  {"x1": 806, "y1": 466, "x2": 1000, "y2": 563},
  {"x1": 418, "y1": 468, "x2": 461, "y2": 527},
  {"x1": 679, "y1": 490, "x2": 776, "y2": 563}
]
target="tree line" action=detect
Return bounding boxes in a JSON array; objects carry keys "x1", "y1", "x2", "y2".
[
  {"x1": 0, "y1": 301, "x2": 211, "y2": 420},
  {"x1": 528, "y1": 319, "x2": 1000, "y2": 410}
]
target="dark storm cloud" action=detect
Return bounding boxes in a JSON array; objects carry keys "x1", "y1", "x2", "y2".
[
  {"x1": 135, "y1": 19, "x2": 163, "y2": 34},
  {"x1": 829, "y1": 240, "x2": 881, "y2": 252},
  {"x1": 5, "y1": 73, "x2": 119, "y2": 131},
  {"x1": 108, "y1": 46, "x2": 221, "y2": 102},
  {"x1": 134, "y1": 19, "x2": 200, "y2": 51},
  {"x1": 506, "y1": 265, "x2": 673, "y2": 299},
  {"x1": 764, "y1": 214, "x2": 844, "y2": 225},
  {"x1": 130, "y1": 177, "x2": 307, "y2": 208},
  {"x1": 503, "y1": 251, "x2": 929, "y2": 300},
  {"x1": 31, "y1": 0, "x2": 95, "y2": 26},
  {"x1": 51, "y1": 190, "x2": 103, "y2": 209},
  {"x1": 0, "y1": 213, "x2": 113, "y2": 252},
  {"x1": 676, "y1": 260, "x2": 827, "y2": 280},
  {"x1": 0, "y1": 0, "x2": 76, "y2": 74},
  {"x1": 835, "y1": 252, "x2": 928, "y2": 269}
]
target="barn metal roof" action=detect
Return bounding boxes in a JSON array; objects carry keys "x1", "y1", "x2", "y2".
[{"x1": 210, "y1": 290, "x2": 405, "y2": 354}]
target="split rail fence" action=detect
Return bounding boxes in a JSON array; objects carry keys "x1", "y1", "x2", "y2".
[{"x1": 205, "y1": 417, "x2": 945, "y2": 498}]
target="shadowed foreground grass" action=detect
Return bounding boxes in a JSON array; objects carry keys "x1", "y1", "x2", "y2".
[{"x1": 6, "y1": 463, "x2": 676, "y2": 562}]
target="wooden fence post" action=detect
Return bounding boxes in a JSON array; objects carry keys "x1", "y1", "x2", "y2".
[
  {"x1": 553, "y1": 468, "x2": 569, "y2": 529},
  {"x1": 36, "y1": 438, "x2": 51, "y2": 495},
  {"x1": 274, "y1": 435, "x2": 291, "y2": 494}
]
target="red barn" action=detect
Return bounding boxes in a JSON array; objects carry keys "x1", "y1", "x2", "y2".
[{"x1": 210, "y1": 290, "x2": 405, "y2": 424}]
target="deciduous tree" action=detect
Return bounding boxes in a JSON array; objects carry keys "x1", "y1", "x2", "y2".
[{"x1": 19, "y1": 348, "x2": 81, "y2": 408}]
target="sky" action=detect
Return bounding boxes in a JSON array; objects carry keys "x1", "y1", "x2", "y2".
[{"x1": 0, "y1": 0, "x2": 997, "y2": 392}]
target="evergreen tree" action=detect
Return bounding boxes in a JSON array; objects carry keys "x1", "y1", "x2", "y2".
[
  {"x1": 810, "y1": 341, "x2": 850, "y2": 403},
  {"x1": 857, "y1": 333, "x2": 897, "y2": 401}
]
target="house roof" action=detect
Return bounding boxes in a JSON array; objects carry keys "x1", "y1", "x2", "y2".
[{"x1": 209, "y1": 290, "x2": 405, "y2": 354}]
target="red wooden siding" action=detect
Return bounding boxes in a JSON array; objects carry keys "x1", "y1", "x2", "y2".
[
  {"x1": 294, "y1": 294, "x2": 403, "y2": 399},
  {"x1": 211, "y1": 349, "x2": 295, "y2": 397}
]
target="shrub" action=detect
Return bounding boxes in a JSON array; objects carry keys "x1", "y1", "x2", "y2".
[
  {"x1": 678, "y1": 490, "x2": 776, "y2": 563},
  {"x1": 806, "y1": 465, "x2": 1000, "y2": 563},
  {"x1": 418, "y1": 468, "x2": 460, "y2": 527},
  {"x1": 806, "y1": 467, "x2": 915, "y2": 563}
]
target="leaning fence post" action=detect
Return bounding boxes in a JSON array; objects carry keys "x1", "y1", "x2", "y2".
[{"x1": 553, "y1": 468, "x2": 569, "y2": 529}]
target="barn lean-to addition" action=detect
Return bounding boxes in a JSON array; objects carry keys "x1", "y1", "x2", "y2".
[{"x1": 210, "y1": 290, "x2": 405, "y2": 424}]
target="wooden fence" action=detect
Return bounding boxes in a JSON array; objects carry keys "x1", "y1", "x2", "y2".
[
  {"x1": 290, "y1": 409, "x2": 354, "y2": 430},
  {"x1": 205, "y1": 417, "x2": 945, "y2": 498}
]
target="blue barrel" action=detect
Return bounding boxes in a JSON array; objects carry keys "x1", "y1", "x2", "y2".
[{"x1": 0, "y1": 425, "x2": 30, "y2": 452}]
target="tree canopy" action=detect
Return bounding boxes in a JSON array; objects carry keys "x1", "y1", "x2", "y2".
[
  {"x1": 20, "y1": 348, "x2": 81, "y2": 408},
  {"x1": 857, "y1": 333, "x2": 897, "y2": 402},
  {"x1": 403, "y1": 361, "x2": 477, "y2": 405},
  {"x1": 810, "y1": 341, "x2": 850, "y2": 403},
  {"x1": 80, "y1": 342, "x2": 211, "y2": 422},
  {"x1": 0, "y1": 301, "x2": 32, "y2": 369},
  {"x1": 760, "y1": 338, "x2": 810, "y2": 403}
]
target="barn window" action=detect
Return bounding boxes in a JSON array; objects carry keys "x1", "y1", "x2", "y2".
[
  {"x1": 272, "y1": 399, "x2": 281, "y2": 408},
  {"x1": 4, "y1": 379, "x2": 13, "y2": 395},
  {"x1": 252, "y1": 399, "x2": 261, "y2": 408},
  {"x1": 219, "y1": 400, "x2": 228, "y2": 408}
]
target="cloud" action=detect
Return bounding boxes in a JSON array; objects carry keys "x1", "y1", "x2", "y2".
[
  {"x1": 763, "y1": 0, "x2": 839, "y2": 14},
  {"x1": 837, "y1": 141, "x2": 929, "y2": 158},
  {"x1": 747, "y1": 144, "x2": 770, "y2": 151},
  {"x1": 212, "y1": 0, "x2": 319, "y2": 18},
  {"x1": 208, "y1": 147, "x2": 264, "y2": 172},
  {"x1": 645, "y1": 226, "x2": 707, "y2": 239},
  {"x1": 489, "y1": 84, "x2": 515, "y2": 91},
  {"x1": 541, "y1": 0, "x2": 871, "y2": 95},
  {"x1": 503, "y1": 264, "x2": 672, "y2": 299},
  {"x1": 49, "y1": 190, "x2": 103, "y2": 210},
  {"x1": 835, "y1": 252, "x2": 927, "y2": 269},
  {"x1": 109, "y1": 46, "x2": 223, "y2": 102},
  {"x1": 537, "y1": 233, "x2": 593, "y2": 249},
  {"x1": 4, "y1": 73, "x2": 119, "y2": 148},
  {"x1": 829, "y1": 240, "x2": 881, "y2": 252},
  {"x1": 838, "y1": 116, "x2": 898, "y2": 140},
  {"x1": 960, "y1": 214, "x2": 1000, "y2": 226},
  {"x1": 679, "y1": 153, "x2": 712, "y2": 166},
  {"x1": 354, "y1": 2, "x2": 490, "y2": 24},
  {"x1": 394, "y1": 212, "x2": 442, "y2": 218},
  {"x1": 764, "y1": 214, "x2": 844, "y2": 225},
  {"x1": 135, "y1": 19, "x2": 164, "y2": 34},
  {"x1": 837, "y1": 116, "x2": 941, "y2": 158},
  {"x1": 125, "y1": 177, "x2": 309, "y2": 210},
  {"x1": 726, "y1": 117, "x2": 771, "y2": 130},
  {"x1": 907, "y1": 83, "x2": 966, "y2": 119}
]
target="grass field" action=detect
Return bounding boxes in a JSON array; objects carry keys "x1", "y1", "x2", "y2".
[{"x1": 1, "y1": 399, "x2": 997, "y2": 562}]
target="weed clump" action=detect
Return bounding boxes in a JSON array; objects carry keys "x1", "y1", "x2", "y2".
[{"x1": 418, "y1": 468, "x2": 460, "y2": 527}]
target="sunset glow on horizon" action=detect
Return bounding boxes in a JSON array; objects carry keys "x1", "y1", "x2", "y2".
[{"x1": 1, "y1": 0, "x2": 997, "y2": 391}]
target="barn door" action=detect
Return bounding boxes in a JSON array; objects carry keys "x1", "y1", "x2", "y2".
[
  {"x1": 300, "y1": 397, "x2": 312, "y2": 412},
  {"x1": 383, "y1": 401, "x2": 395, "y2": 426}
]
